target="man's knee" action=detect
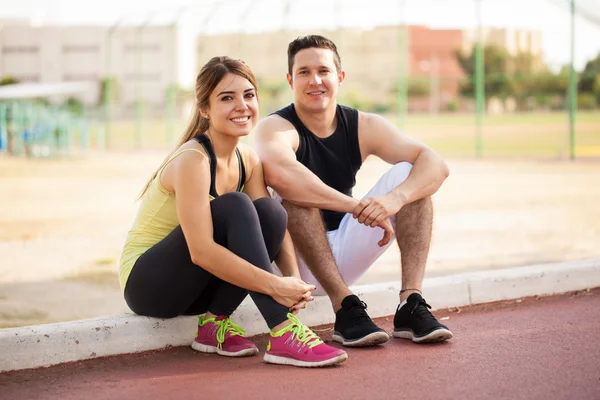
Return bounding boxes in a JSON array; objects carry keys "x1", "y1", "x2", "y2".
[
  {"x1": 282, "y1": 200, "x2": 320, "y2": 219},
  {"x1": 390, "y1": 162, "x2": 413, "y2": 186}
]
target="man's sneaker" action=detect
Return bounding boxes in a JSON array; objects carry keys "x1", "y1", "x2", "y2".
[
  {"x1": 393, "y1": 293, "x2": 453, "y2": 343},
  {"x1": 191, "y1": 315, "x2": 259, "y2": 357},
  {"x1": 264, "y1": 313, "x2": 348, "y2": 368},
  {"x1": 332, "y1": 294, "x2": 389, "y2": 347}
]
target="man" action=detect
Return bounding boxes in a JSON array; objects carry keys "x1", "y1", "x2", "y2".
[{"x1": 254, "y1": 35, "x2": 452, "y2": 347}]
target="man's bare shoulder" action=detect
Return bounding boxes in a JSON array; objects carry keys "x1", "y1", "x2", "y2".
[
  {"x1": 255, "y1": 114, "x2": 297, "y2": 139},
  {"x1": 357, "y1": 110, "x2": 385, "y2": 130}
]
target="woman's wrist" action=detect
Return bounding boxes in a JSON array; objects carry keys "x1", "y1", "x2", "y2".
[{"x1": 264, "y1": 273, "x2": 281, "y2": 296}]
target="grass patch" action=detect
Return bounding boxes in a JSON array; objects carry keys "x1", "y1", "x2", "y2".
[{"x1": 95, "y1": 111, "x2": 600, "y2": 158}]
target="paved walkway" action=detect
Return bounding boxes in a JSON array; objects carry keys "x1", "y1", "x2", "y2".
[{"x1": 1, "y1": 289, "x2": 599, "y2": 400}]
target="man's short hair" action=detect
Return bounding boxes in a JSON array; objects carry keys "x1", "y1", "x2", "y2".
[{"x1": 287, "y1": 35, "x2": 342, "y2": 75}]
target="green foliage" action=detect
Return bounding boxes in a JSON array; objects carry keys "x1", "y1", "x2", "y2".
[
  {"x1": 446, "y1": 99, "x2": 459, "y2": 112},
  {"x1": 407, "y1": 80, "x2": 430, "y2": 96},
  {"x1": 338, "y1": 90, "x2": 367, "y2": 110},
  {"x1": 98, "y1": 77, "x2": 121, "y2": 105},
  {"x1": 455, "y1": 44, "x2": 510, "y2": 77},
  {"x1": 593, "y1": 75, "x2": 600, "y2": 103},
  {"x1": 577, "y1": 93, "x2": 597, "y2": 110},
  {"x1": 0, "y1": 76, "x2": 19, "y2": 86},
  {"x1": 64, "y1": 97, "x2": 84, "y2": 116},
  {"x1": 256, "y1": 77, "x2": 289, "y2": 111},
  {"x1": 338, "y1": 90, "x2": 392, "y2": 113},
  {"x1": 456, "y1": 45, "x2": 514, "y2": 98},
  {"x1": 578, "y1": 52, "x2": 600, "y2": 93}
]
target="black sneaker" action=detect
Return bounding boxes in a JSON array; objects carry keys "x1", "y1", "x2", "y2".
[
  {"x1": 393, "y1": 293, "x2": 453, "y2": 343},
  {"x1": 332, "y1": 295, "x2": 389, "y2": 347}
]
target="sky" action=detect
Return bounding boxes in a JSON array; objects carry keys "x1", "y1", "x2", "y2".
[{"x1": 1, "y1": 0, "x2": 599, "y2": 86}]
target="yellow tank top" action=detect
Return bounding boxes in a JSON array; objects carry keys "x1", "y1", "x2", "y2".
[{"x1": 118, "y1": 147, "x2": 245, "y2": 292}]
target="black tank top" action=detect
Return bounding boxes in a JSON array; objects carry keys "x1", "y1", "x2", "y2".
[
  {"x1": 193, "y1": 133, "x2": 246, "y2": 198},
  {"x1": 273, "y1": 104, "x2": 362, "y2": 231}
]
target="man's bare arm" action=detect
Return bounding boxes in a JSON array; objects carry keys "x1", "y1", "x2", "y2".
[
  {"x1": 360, "y1": 112, "x2": 449, "y2": 205},
  {"x1": 254, "y1": 116, "x2": 358, "y2": 213},
  {"x1": 352, "y1": 112, "x2": 449, "y2": 227}
]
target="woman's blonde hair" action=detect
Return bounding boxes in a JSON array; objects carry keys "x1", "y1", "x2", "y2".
[{"x1": 137, "y1": 56, "x2": 258, "y2": 199}]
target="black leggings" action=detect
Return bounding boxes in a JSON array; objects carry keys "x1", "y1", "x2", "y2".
[{"x1": 124, "y1": 192, "x2": 290, "y2": 329}]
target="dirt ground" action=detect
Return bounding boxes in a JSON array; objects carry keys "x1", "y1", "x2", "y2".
[{"x1": 1, "y1": 151, "x2": 600, "y2": 328}]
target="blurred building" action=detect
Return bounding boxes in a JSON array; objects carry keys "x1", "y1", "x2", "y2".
[
  {"x1": 462, "y1": 28, "x2": 545, "y2": 72},
  {"x1": 196, "y1": 25, "x2": 466, "y2": 111},
  {"x1": 0, "y1": 21, "x2": 178, "y2": 109},
  {"x1": 196, "y1": 25, "x2": 543, "y2": 112}
]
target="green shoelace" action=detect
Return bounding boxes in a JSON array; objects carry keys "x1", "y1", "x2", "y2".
[
  {"x1": 271, "y1": 313, "x2": 323, "y2": 349},
  {"x1": 199, "y1": 315, "x2": 246, "y2": 350}
]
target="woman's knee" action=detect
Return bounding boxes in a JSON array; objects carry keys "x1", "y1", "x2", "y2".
[
  {"x1": 211, "y1": 192, "x2": 256, "y2": 220},
  {"x1": 254, "y1": 197, "x2": 287, "y2": 228}
]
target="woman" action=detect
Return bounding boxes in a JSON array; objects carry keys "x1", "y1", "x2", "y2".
[{"x1": 118, "y1": 56, "x2": 347, "y2": 368}]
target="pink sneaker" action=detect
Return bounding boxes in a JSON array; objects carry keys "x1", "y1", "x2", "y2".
[
  {"x1": 263, "y1": 314, "x2": 348, "y2": 368},
  {"x1": 191, "y1": 315, "x2": 258, "y2": 357}
]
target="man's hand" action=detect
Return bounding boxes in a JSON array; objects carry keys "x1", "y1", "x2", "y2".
[
  {"x1": 353, "y1": 193, "x2": 405, "y2": 227},
  {"x1": 353, "y1": 193, "x2": 407, "y2": 247},
  {"x1": 377, "y1": 217, "x2": 395, "y2": 247}
]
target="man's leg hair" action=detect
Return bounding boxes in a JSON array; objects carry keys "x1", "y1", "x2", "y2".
[
  {"x1": 282, "y1": 200, "x2": 352, "y2": 311},
  {"x1": 395, "y1": 196, "x2": 433, "y2": 302}
]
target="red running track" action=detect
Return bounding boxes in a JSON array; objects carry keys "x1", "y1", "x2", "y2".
[{"x1": 1, "y1": 289, "x2": 599, "y2": 400}]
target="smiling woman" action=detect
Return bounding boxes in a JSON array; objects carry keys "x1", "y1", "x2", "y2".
[{"x1": 117, "y1": 56, "x2": 347, "y2": 368}]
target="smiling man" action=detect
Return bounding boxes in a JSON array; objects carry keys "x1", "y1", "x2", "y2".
[{"x1": 254, "y1": 35, "x2": 453, "y2": 347}]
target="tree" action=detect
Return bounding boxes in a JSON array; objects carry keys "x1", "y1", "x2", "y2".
[
  {"x1": 593, "y1": 75, "x2": 600, "y2": 103},
  {"x1": 578, "y1": 52, "x2": 600, "y2": 93},
  {"x1": 455, "y1": 44, "x2": 513, "y2": 98},
  {"x1": 98, "y1": 77, "x2": 121, "y2": 105},
  {"x1": 512, "y1": 52, "x2": 538, "y2": 75},
  {"x1": 0, "y1": 76, "x2": 19, "y2": 86},
  {"x1": 64, "y1": 97, "x2": 84, "y2": 116}
]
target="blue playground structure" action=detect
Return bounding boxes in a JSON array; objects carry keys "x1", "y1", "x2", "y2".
[{"x1": 0, "y1": 82, "x2": 100, "y2": 158}]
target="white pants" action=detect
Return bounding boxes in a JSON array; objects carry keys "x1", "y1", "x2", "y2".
[{"x1": 276, "y1": 162, "x2": 413, "y2": 296}]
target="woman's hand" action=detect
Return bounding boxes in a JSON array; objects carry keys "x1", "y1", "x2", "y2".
[
  {"x1": 271, "y1": 276, "x2": 315, "y2": 308},
  {"x1": 289, "y1": 290, "x2": 314, "y2": 314}
]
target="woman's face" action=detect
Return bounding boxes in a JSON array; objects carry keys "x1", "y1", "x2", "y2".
[{"x1": 205, "y1": 73, "x2": 258, "y2": 138}]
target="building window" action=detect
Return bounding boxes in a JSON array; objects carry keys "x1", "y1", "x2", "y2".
[
  {"x1": 63, "y1": 45, "x2": 100, "y2": 53},
  {"x1": 123, "y1": 44, "x2": 161, "y2": 52},
  {"x1": 2, "y1": 46, "x2": 39, "y2": 54}
]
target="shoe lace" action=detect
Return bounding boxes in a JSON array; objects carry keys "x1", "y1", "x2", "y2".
[
  {"x1": 213, "y1": 317, "x2": 246, "y2": 350},
  {"x1": 408, "y1": 299, "x2": 437, "y2": 321},
  {"x1": 349, "y1": 300, "x2": 373, "y2": 324},
  {"x1": 278, "y1": 313, "x2": 323, "y2": 349}
]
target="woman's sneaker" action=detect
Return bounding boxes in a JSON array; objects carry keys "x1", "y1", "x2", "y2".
[
  {"x1": 264, "y1": 313, "x2": 348, "y2": 368},
  {"x1": 191, "y1": 315, "x2": 259, "y2": 357}
]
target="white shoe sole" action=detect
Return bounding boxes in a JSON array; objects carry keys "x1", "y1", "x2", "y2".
[
  {"x1": 191, "y1": 341, "x2": 259, "y2": 357},
  {"x1": 332, "y1": 331, "x2": 390, "y2": 347},
  {"x1": 392, "y1": 328, "x2": 453, "y2": 343},
  {"x1": 263, "y1": 352, "x2": 348, "y2": 368}
]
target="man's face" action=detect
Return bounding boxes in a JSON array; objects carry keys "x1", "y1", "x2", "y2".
[{"x1": 287, "y1": 47, "x2": 345, "y2": 113}]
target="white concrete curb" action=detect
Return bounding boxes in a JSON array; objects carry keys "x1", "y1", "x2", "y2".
[{"x1": 1, "y1": 258, "x2": 599, "y2": 372}]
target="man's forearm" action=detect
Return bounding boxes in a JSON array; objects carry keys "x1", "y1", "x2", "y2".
[
  {"x1": 265, "y1": 160, "x2": 357, "y2": 213},
  {"x1": 390, "y1": 151, "x2": 449, "y2": 204}
]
